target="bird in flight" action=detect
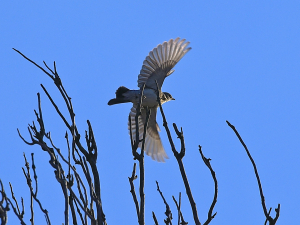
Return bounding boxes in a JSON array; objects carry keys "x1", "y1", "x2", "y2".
[{"x1": 108, "y1": 38, "x2": 191, "y2": 162}]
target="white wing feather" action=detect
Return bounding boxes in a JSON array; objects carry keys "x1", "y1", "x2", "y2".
[
  {"x1": 137, "y1": 38, "x2": 191, "y2": 90},
  {"x1": 128, "y1": 106, "x2": 168, "y2": 162}
]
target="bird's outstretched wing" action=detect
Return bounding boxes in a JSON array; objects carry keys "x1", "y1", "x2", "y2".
[
  {"x1": 138, "y1": 38, "x2": 191, "y2": 90},
  {"x1": 128, "y1": 105, "x2": 168, "y2": 162}
]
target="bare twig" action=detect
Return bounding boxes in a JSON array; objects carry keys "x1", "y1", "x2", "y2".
[
  {"x1": 138, "y1": 107, "x2": 150, "y2": 225},
  {"x1": 172, "y1": 193, "x2": 187, "y2": 225},
  {"x1": 69, "y1": 193, "x2": 78, "y2": 225},
  {"x1": 156, "y1": 181, "x2": 172, "y2": 225},
  {"x1": 14, "y1": 49, "x2": 107, "y2": 225},
  {"x1": 152, "y1": 211, "x2": 159, "y2": 225},
  {"x1": 40, "y1": 84, "x2": 72, "y2": 131},
  {"x1": 47, "y1": 132, "x2": 89, "y2": 217},
  {"x1": 226, "y1": 120, "x2": 280, "y2": 225},
  {"x1": 0, "y1": 180, "x2": 10, "y2": 225},
  {"x1": 22, "y1": 154, "x2": 34, "y2": 225},
  {"x1": 74, "y1": 197, "x2": 85, "y2": 225},
  {"x1": 128, "y1": 163, "x2": 139, "y2": 221},
  {"x1": 265, "y1": 207, "x2": 272, "y2": 225},
  {"x1": 155, "y1": 80, "x2": 200, "y2": 225},
  {"x1": 30, "y1": 153, "x2": 51, "y2": 225},
  {"x1": 198, "y1": 146, "x2": 217, "y2": 225},
  {"x1": 12, "y1": 48, "x2": 54, "y2": 80},
  {"x1": 128, "y1": 83, "x2": 149, "y2": 225},
  {"x1": 8, "y1": 183, "x2": 26, "y2": 225}
]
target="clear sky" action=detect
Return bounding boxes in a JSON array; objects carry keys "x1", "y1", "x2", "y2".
[{"x1": 1, "y1": 1, "x2": 299, "y2": 224}]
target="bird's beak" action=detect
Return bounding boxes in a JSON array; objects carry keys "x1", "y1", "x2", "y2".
[{"x1": 172, "y1": 98, "x2": 175, "y2": 100}]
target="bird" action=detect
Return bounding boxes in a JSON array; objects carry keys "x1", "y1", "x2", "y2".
[{"x1": 108, "y1": 38, "x2": 191, "y2": 162}]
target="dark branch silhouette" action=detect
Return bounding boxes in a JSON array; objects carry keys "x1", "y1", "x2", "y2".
[
  {"x1": 0, "y1": 48, "x2": 281, "y2": 225},
  {"x1": 152, "y1": 211, "x2": 159, "y2": 225},
  {"x1": 172, "y1": 193, "x2": 187, "y2": 225},
  {"x1": 226, "y1": 120, "x2": 280, "y2": 225},
  {"x1": 128, "y1": 84, "x2": 151, "y2": 225},
  {"x1": 129, "y1": 163, "x2": 140, "y2": 221},
  {"x1": 11, "y1": 49, "x2": 107, "y2": 225},
  {"x1": 155, "y1": 80, "x2": 201, "y2": 225},
  {"x1": 22, "y1": 153, "x2": 51, "y2": 225},
  {"x1": 155, "y1": 181, "x2": 173, "y2": 225},
  {"x1": 0, "y1": 180, "x2": 9, "y2": 225},
  {"x1": 198, "y1": 146, "x2": 218, "y2": 225}
]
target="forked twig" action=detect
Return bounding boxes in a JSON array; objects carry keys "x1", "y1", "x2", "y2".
[
  {"x1": 14, "y1": 49, "x2": 107, "y2": 225},
  {"x1": 226, "y1": 120, "x2": 280, "y2": 225},
  {"x1": 7, "y1": 183, "x2": 26, "y2": 225},
  {"x1": 198, "y1": 146, "x2": 217, "y2": 225},
  {"x1": 128, "y1": 83, "x2": 150, "y2": 225},
  {"x1": 156, "y1": 181, "x2": 172, "y2": 225},
  {"x1": 128, "y1": 163, "x2": 139, "y2": 221},
  {"x1": 172, "y1": 193, "x2": 187, "y2": 225},
  {"x1": 0, "y1": 180, "x2": 10, "y2": 225},
  {"x1": 155, "y1": 80, "x2": 201, "y2": 225}
]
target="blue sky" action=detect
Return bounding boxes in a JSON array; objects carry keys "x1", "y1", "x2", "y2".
[{"x1": 1, "y1": 1, "x2": 299, "y2": 224}]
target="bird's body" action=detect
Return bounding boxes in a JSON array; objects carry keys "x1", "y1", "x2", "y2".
[
  {"x1": 108, "y1": 38, "x2": 191, "y2": 162},
  {"x1": 122, "y1": 88, "x2": 159, "y2": 107}
]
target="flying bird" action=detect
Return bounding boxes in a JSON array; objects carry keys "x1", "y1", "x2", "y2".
[{"x1": 108, "y1": 38, "x2": 191, "y2": 162}]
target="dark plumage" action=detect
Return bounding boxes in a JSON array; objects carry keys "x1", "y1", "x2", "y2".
[
  {"x1": 116, "y1": 86, "x2": 130, "y2": 98},
  {"x1": 108, "y1": 86, "x2": 131, "y2": 105}
]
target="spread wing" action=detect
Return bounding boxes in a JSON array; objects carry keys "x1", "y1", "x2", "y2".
[
  {"x1": 128, "y1": 106, "x2": 168, "y2": 162},
  {"x1": 137, "y1": 38, "x2": 191, "y2": 90}
]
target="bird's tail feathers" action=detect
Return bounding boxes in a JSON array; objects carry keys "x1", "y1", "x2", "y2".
[
  {"x1": 116, "y1": 86, "x2": 130, "y2": 98},
  {"x1": 108, "y1": 86, "x2": 131, "y2": 105},
  {"x1": 108, "y1": 98, "x2": 131, "y2": 105}
]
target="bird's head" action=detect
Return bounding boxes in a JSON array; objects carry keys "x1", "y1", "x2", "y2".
[{"x1": 161, "y1": 92, "x2": 175, "y2": 104}]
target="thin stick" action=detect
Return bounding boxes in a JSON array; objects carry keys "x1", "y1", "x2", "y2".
[
  {"x1": 128, "y1": 163, "x2": 140, "y2": 221},
  {"x1": 156, "y1": 181, "x2": 172, "y2": 225},
  {"x1": 152, "y1": 211, "x2": 159, "y2": 225},
  {"x1": 172, "y1": 193, "x2": 187, "y2": 225},
  {"x1": 155, "y1": 80, "x2": 201, "y2": 225},
  {"x1": 226, "y1": 120, "x2": 280, "y2": 225},
  {"x1": 198, "y1": 146, "x2": 217, "y2": 225}
]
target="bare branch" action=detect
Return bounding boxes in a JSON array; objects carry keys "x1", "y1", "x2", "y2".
[
  {"x1": 173, "y1": 124, "x2": 185, "y2": 158},
  {"x1": 47, "y1": 132, "x2": 89, "y2": 209},
  {"x1": 172, "y1": 193, "x2": 187, "y2": 225},
  {"x1": 13, "y1": 48, "x2": 54, "y2": 80},
  {"x1": 23, "y1": 153, "x2": 51, "y2": 225},
  {"x1": 198, "y1": 146, "x2": 217, "y2": 225},
  {"x1": 69, "y1": 193, "x2": 78, "y2": 225},
  {"x1": 74, "y1": 197, "x2": 86, "y2": 225},
  {"x1": 7, "y1": 183, "x2": 26, "y2": 225},
  {"x1": 156, "y1": 181, "x2": 173, "y2": 225},
  {"x1": 152, "y1": 211, "x2": 159, "y2": 225},
  {"x1": 40, "y1": 84, "x2": 71, "y2": 131},
  {"x1": 14, "y1": 50, "x2": 107, "y2": 224},
  {"x1": 17, "y1": 128, "x2": 35, "y2": 146},
  {"x1": 128, "y1": 163, "x2": 139, "y2": 221},
  {"x1": 265, "y1": 208, "x2": 272, "y2": 225},
  {"x1": 128, "y1": 83, "x2": 148, "y2": 225},
  {"x1": 0, "y1": 180, "x2": 10, "y2": 225},
  {"x1": 155, "y1": 80, "x2": 200, "y2": 225},
  {"x1": 226, "y1": 120, "x2": 280, "y2": 225},
  {"x1": 22, "y1": 154, "x2": 34, "y2": 225},
  {"x1": 137, "y1": 107, "x2": 151, "y2": 225}
]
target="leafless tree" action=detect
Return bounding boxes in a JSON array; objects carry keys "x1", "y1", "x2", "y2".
[{"x1": 0, "y1": 50, "x2": 280, "y2": 225}]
